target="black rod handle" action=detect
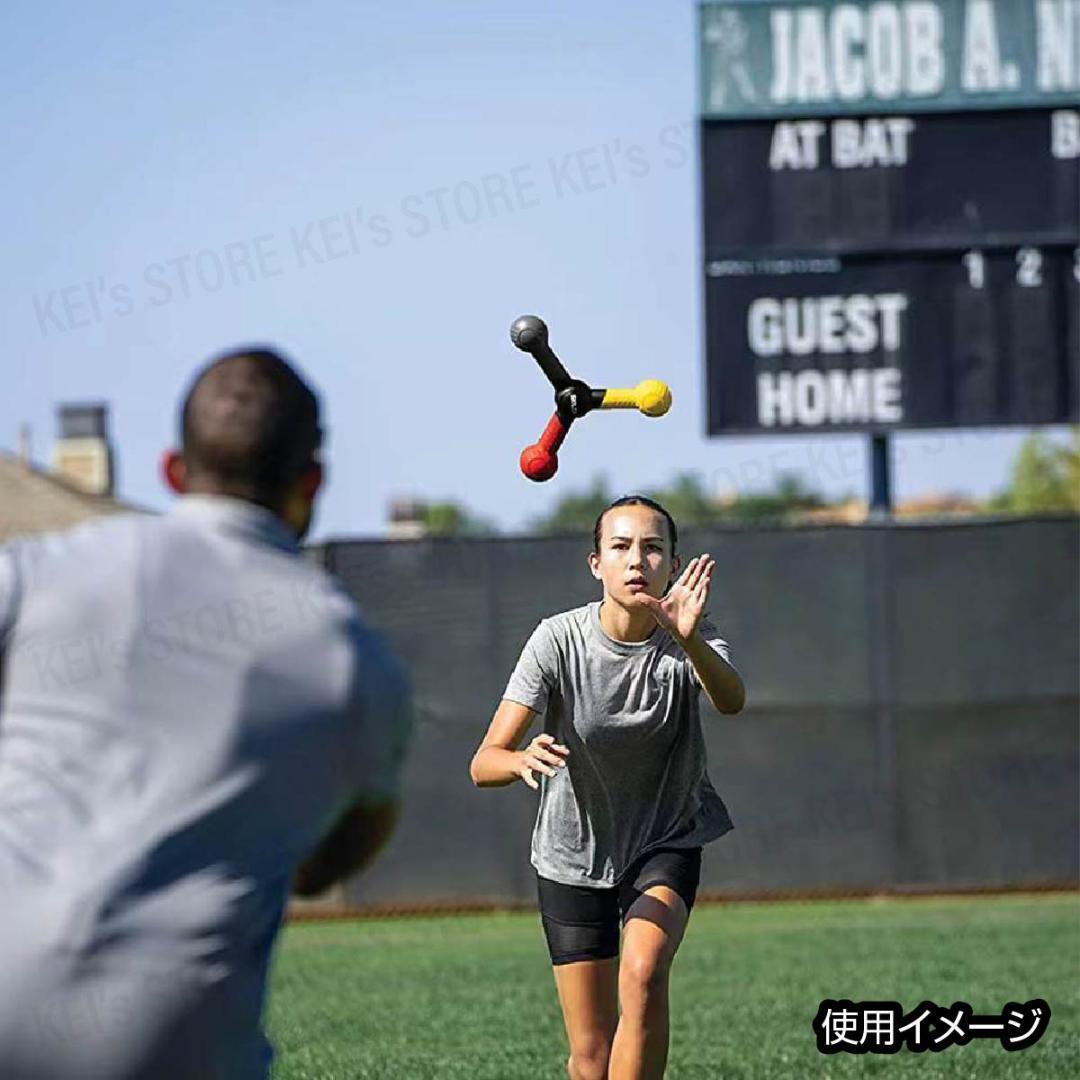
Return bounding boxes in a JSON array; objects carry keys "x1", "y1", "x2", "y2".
[{"x1": 510, "y1": 315, "x2": 573, "y2": 392}]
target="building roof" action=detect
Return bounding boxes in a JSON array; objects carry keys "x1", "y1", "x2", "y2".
[
  {"x1": 0, "y1": 452, "x2": 142, "y2": 542},
  {"x1": 793, "y1": 494, "x2": 984, "y2": 526}
]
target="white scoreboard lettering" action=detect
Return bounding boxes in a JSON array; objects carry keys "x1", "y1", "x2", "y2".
[
  {"x1": 767, "y1": 3, "x2": 946, "y2": 105},
  {"x1": 747, "y1": 294, "x2": 909, "y2": 355},
  {"x1": 1051, "y1": 109, "x2": 1080, "y2": 159},
  {"x1": 756, "y1": 368, "x2": 903, "y2": 426},
  {"x1": 769, "y1": 117, "x2": 916, "y2": 170},
  {"x1": 746, "y1": 291, "x2": 908, "y2": 427}
]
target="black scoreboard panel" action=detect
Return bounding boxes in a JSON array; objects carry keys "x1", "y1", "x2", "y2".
[
  {"x1": 703, "y1": 109, "x2": 1080, "y2": 256},
  {"x1": 705, "y1": 246, "x2": 1079, "y2": 435}
]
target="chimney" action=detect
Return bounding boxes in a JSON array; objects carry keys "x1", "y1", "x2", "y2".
[
  {"x1": 51, "y1": 403, "x2": 115, "y2": 497},
  {"x1": 17, "y1": 424, "x2": 32, "y2": 464},
  {"x1": 387, "y1": 497, "x2": 428, "y2": 540}
]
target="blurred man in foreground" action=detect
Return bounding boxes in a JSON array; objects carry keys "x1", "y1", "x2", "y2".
[{"x1": 0, "y1": 348, "x2": 412, "y2": 1079}]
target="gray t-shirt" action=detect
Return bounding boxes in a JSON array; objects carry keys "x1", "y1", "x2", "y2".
[
  {"x1": 503, "y1": 601, "x2": 734, "y2": 888},
  {"x1": 0, "y1": 496, "x2": 412, "y2": 1080}
]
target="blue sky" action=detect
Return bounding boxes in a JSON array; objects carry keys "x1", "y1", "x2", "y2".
[{"x1": 0, "y1": 1, "x2": 1064, "y2": 540}]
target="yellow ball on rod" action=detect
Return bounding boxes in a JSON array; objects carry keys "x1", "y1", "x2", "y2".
[{"x1": 635, "y1": 379, "x2": 672, "y2": 417}]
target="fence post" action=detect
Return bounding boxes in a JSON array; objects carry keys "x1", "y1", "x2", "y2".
[{"x1": 866, "y1": 524, "x2": 903, "y2": 886}]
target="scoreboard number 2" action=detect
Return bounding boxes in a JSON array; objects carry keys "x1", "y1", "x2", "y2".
[{"x1": 1016, "y1": 248, "x2": 1043, "y2": 288}]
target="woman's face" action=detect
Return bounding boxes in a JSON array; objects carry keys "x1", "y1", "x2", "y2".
[{"x1": 588, "y1": 505, "x2": 680, "y2": 606}]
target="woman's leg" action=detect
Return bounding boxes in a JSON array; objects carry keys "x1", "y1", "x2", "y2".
[
  {"x1": 608, "y1": 885, "x2": 690, "y2": 1080},
  {"x1": 552, "y1": 958, "x2": 620, "y2": 1080},
  {"x1": 537, "y1": 873, "x2": 621, "y2": 1079}
]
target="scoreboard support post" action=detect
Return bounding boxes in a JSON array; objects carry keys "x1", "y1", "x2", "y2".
[{"x1": 869, "y1": 434, "x2": 892, "y2": 519}]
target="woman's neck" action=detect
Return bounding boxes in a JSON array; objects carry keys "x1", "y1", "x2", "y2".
[{"x1": 599, "y1": 598, "x2": 657, "y2": 643}]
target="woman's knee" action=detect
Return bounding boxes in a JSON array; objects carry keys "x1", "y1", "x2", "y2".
[
  {"x1": 619, "y1": 949, "x2": 671, "y2": 1011},
  {"x1": 567, "y1": 1033, "x2": 612, "y2": 1080}
]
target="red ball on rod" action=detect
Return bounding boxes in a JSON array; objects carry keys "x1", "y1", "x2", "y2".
[
  {"x1": 519, "y1": 412, "x2": 567, "y2": 482},
  {"x1": 520, "y1": 443, "x2": 558, "y2": 481}
]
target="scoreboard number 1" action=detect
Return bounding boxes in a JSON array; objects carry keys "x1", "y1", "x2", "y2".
[{"x1": 963, "y1": 251, "x2": 985, "y2": 290}]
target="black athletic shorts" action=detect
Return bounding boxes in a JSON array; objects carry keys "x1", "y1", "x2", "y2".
[{"x1": 536, "y1": 847, "x2": 702, "y2": 966}]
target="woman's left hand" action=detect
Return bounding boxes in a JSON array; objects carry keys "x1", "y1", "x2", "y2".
[{"x1": 636, "y1": 554, "x2": 715, "y2": 643}]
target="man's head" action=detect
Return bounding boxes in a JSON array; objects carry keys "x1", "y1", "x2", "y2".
[
  {"x1": 587, "y1": 495, "x2": 680, "y2": 607},
  {"x1": 163, "y1": 348, "x2": 324, "y2": 538}
]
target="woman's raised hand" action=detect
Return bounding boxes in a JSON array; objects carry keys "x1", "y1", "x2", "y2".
[{"x1": 637, "y1": 553, "x2": 715, "y2": 644}]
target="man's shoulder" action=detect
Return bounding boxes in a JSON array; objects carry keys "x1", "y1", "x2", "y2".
[
  {"x1": 288, "y1": 563, "x2": 365, "y2": 634},
  {"x1": 3, "y1": 512, "x2": 150, "y2": 572},
  {"x1": 17, "y1": 510, "x2": 360, "y2": 625}
]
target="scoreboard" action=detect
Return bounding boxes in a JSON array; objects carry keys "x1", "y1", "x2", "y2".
[
  {"x1": 700, "y1": 0, "x2": 1080, "y2": 435},
  {"x1": 707, "y1": 248, "x2": 1079, "y2": 431},
  {"x1": 703, "y1": 110, "x2": 1079, "y2": 254}
]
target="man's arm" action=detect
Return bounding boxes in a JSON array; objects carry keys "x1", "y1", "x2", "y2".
[
  {"x1": 292, "y1": 606, "x2": 414, "y2": 898},
  {"x1": 678, "y1": 630, "x2": 746, "y2": 714},
  {"x1": 292, "y1": 797, "x2": 400, "y2": 898}
]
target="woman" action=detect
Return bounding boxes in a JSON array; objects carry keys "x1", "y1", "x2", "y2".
[{"x1": 470, "y1": 495, "x2": 745, "y2": 1080}]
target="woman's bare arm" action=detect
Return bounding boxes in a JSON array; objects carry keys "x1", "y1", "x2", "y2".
[{"x1": 470, "y1": 699, "x2": 568, "y2": 788}]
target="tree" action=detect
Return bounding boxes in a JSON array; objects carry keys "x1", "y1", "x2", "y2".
[
  {"x1": 528, "y1": 470, "x2": 831, "y2": 534},
  {"x1": 643, "y1": 473, "x2": 722, "y2": 528},
  {"x1": 421, "y1": 501, "x2": 497, "y2": 537},
  {"x1": 530, "y1": 475, "x2": 613, "y2": 536},
  {"x1": 986, "y1": 429, "x2": 1080, "y2": 514},
  {"x1": 714, "y1": 472, "x2": 827, "y2": 523}
]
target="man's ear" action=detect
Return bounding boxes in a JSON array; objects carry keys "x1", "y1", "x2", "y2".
[
  {"x1": 667, "y1": 554, "x2": 682, "y2": 587},
  {"x1": 299, "y1": 460, "x2": 323, "y2": 501},
  {"x1": 161, "y1": 450, "x2": 187, "y2": 494},
  {"x1": 587, "y1": 551, "x2": 602, "y2": 581}
]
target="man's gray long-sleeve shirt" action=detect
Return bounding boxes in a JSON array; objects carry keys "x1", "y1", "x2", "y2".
[{"x1": 0, "y1": 496, "x2": 411, "y2": 1079}]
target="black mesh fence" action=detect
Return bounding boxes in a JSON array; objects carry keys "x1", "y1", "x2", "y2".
[{"x1": 316, "y1": 516, "x2": 1078, "y2": 909}]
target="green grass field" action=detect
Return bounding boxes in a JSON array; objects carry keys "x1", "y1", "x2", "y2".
[{"x1": 267, "y1": 894, "x2": 1079, "y2": 1079}]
